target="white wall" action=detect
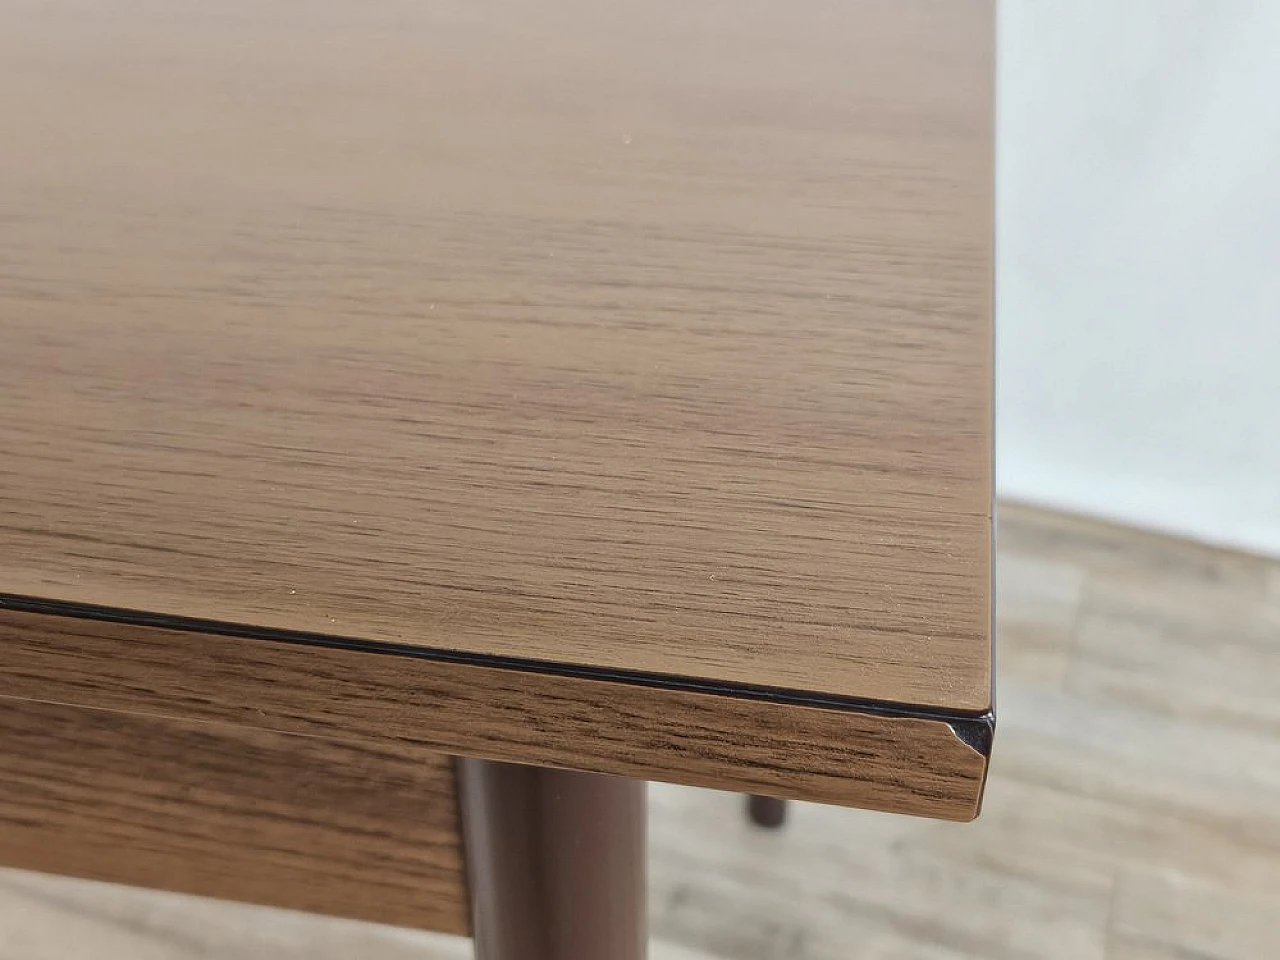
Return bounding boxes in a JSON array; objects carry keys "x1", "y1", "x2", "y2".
[{"x1": 997, "y1": 1, "x2": 1280, "y2": 555}]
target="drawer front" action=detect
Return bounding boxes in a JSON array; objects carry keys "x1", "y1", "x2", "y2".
[{"x1": 0, "y1": 698, "x2": 469, "y2": 934}]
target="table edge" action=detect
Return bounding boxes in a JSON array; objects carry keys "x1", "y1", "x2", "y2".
[{"x1": 1, "y1": 595, "x2": 993, "y2": 820}]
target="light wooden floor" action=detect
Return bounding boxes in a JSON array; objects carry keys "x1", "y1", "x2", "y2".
[{"x1": 3, "y1": 503, "x2": 1278, "y2": 960}]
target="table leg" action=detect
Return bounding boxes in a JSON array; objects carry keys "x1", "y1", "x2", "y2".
[
  {"x1": 458, "y1": 758, "x2": 647, "y2": 960},
  {"x1": 746, "y1": 795, "x2": 788, "y2": 828}
]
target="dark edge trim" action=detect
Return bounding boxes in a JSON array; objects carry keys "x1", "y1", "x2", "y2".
[
  {"x1": 946, "y1": 714, "x2": 994, "y2": 756},
  {"x1": 984, "y1": 4, "x2": 999, "y2": 768},
  {"x1": 0, "y1": 592, "x2": 994, "y2": 753}
]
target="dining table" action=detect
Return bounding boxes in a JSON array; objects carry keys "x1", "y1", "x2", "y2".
[{"x1": 0, "y1": 1, "x2": 995, "y2": 956}]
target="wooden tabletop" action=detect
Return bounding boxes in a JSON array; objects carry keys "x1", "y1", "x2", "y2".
[{"x1": 0, "y1": 0, "x2": 993, "y2": 819}]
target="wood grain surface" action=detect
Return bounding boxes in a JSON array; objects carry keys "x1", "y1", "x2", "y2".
[
  {"x1": 0, "y1": 605, "x2": 989, "y2": 820},
  {"x1": 0, "y1": 0, "x2": 993, "y2": 714},
  {"x1": 0, "y1": 698, "x2": 469, "y2": 933}
]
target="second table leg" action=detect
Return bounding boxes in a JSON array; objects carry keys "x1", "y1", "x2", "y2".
[{"x1": 746, "y1": 795, "x2": 788, "y2": 829}]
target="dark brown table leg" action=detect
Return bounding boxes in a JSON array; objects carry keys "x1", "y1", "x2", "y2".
[
  {"x1": 746, "y1": 795, "x2": 788, "y2": 829},
  {"x1": 458, "y1": 758, "x2": 647, "y2": 960}
]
